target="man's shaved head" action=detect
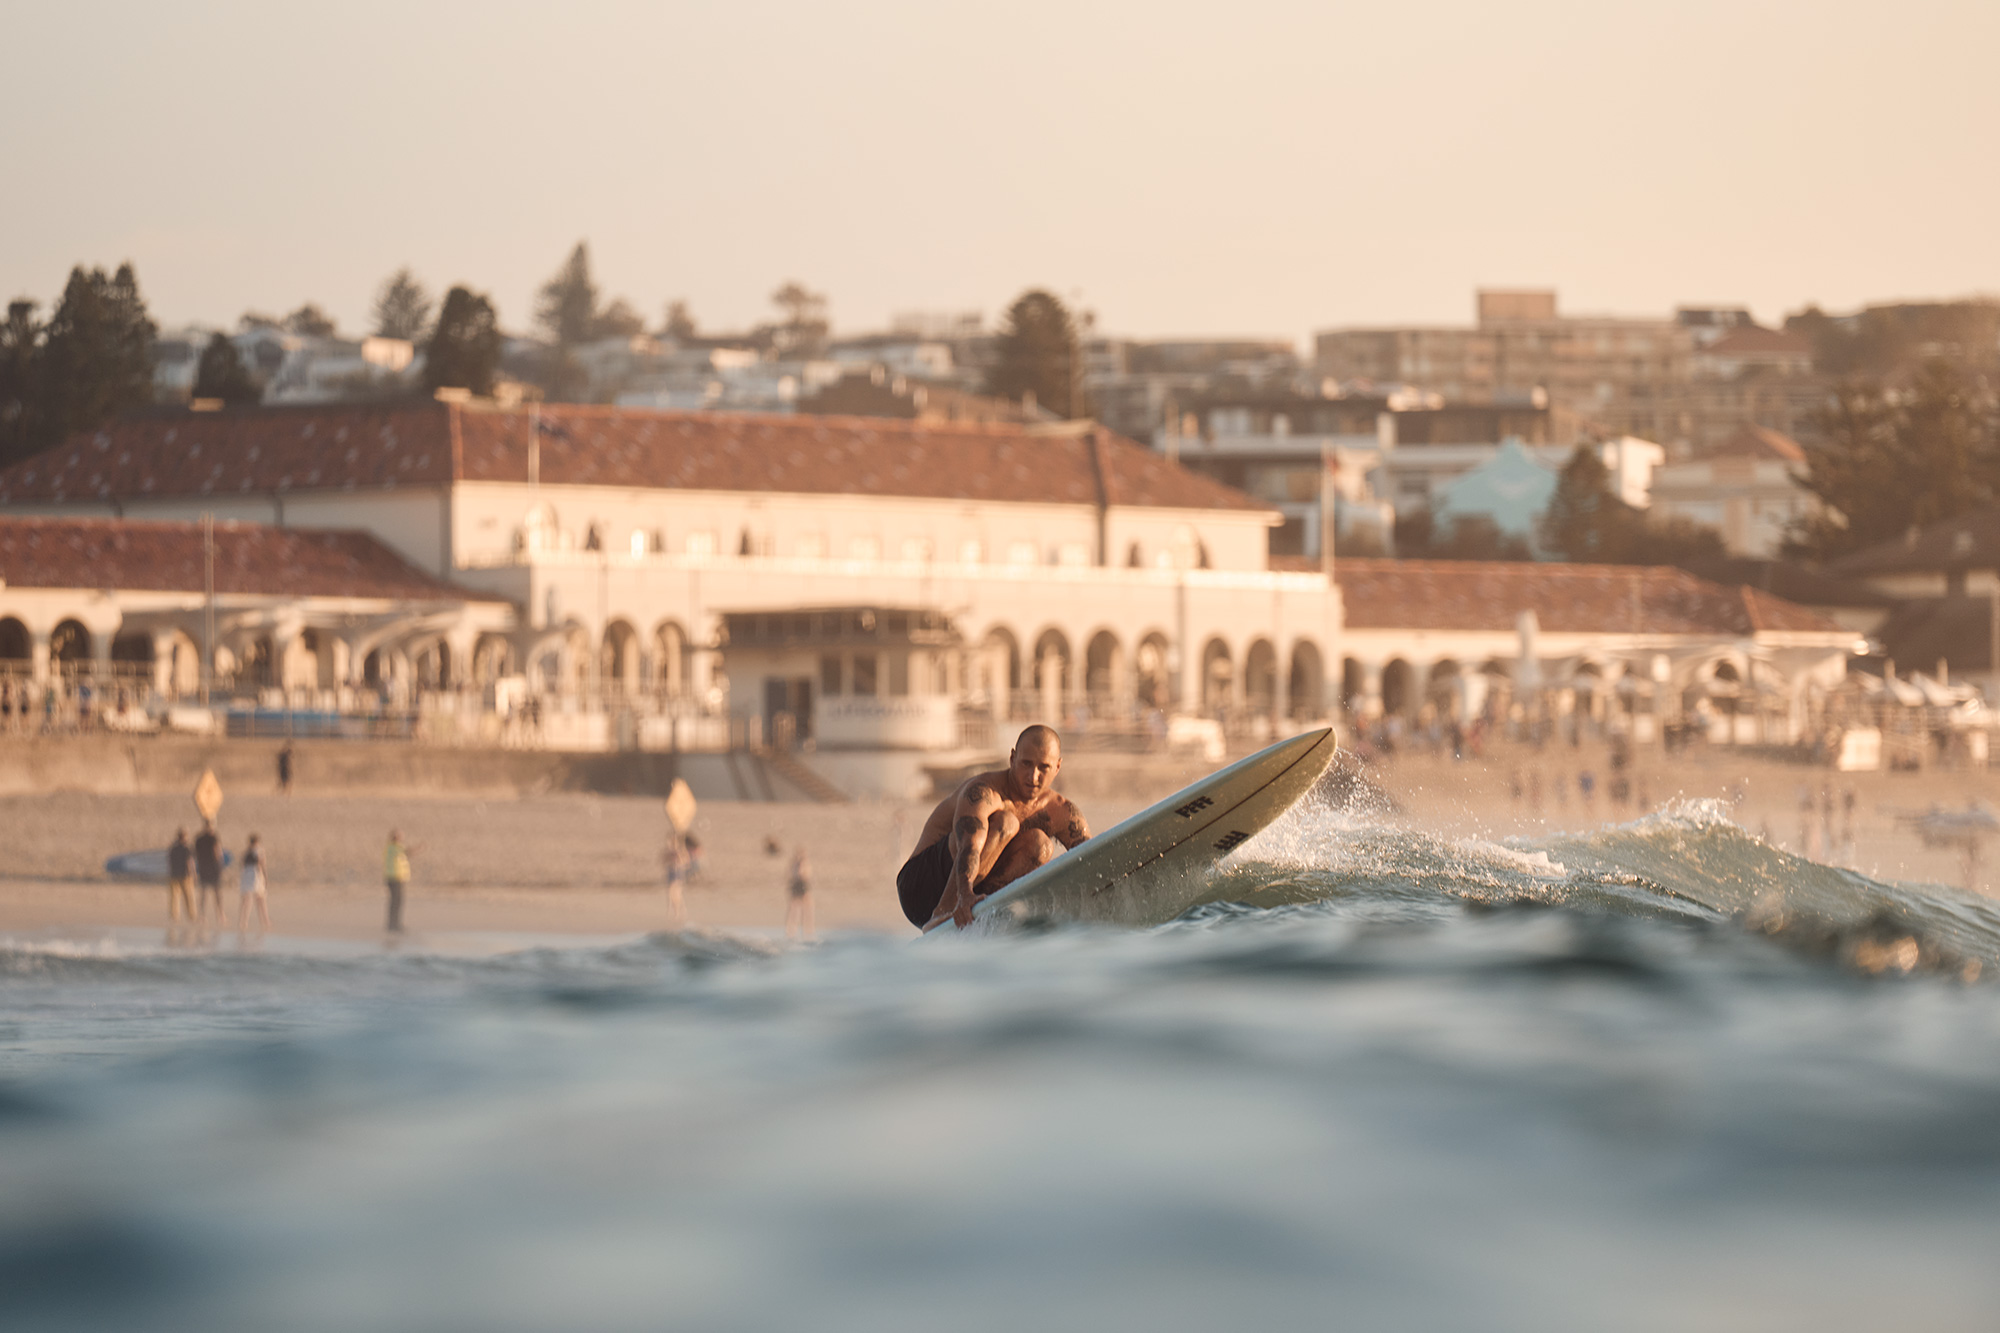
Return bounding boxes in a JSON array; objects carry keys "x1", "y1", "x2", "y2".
[{"x1": 1015, "y1": 724, "x2": 1061, "y2": 756}]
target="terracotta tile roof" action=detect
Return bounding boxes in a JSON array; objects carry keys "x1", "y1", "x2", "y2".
[
  {"x1": 1701, "y1": 424, "x2": 1806, "y2": 463},
  {"x1": 0, "y1": 404, "x2": 1268, "y2": 514},
  {"x1": 1322, "y1": 558, "x2": 1846, "y2": 635},
  {"x1": 0, "y1": 405, "x2": 454, "y2": 503},
  {"x1": 455, "y1": 407, "x2": 1267, "y2": 511},
  {"x1": 0, "y1": 516, "x2": 494, "y2": 601}
]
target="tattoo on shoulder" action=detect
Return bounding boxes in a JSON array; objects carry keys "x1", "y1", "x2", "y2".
[
  {"x1": 1063, "y1": 816, "x2": 1087, "y2": 845},
  {"x1": 963, "y1": 783, "x2": 994, "y2": 806}
]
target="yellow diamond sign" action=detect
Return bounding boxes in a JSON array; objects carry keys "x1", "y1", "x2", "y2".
[
  {"x1": 664, "y1": 778, "x2": 697, "y2": 835},
  {"x1": 193, "y1": 769, "x2": 224, "y2": 822}
]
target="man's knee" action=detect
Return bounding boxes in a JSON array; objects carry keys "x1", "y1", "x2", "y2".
[{"x1": 1020, "y1": 829, "x2": 1060, "y2": 865}]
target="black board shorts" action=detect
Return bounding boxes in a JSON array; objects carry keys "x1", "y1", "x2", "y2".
[{"x1": 896, "y1": 838, "x2": 955, "y2": 927}]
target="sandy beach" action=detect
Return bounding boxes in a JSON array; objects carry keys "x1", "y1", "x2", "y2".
[{"x1": 3, "y1": 736, "x2": 1997, "y2": 944}]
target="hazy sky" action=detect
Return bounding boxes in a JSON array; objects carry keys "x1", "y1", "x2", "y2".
[{"x1": 5, "y1": 0, "x2": 1996, "y2": 345}]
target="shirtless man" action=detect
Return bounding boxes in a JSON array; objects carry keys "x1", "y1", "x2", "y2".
[{"x1": 897, "y1": 725, "x2": 1091, "y2": 931}]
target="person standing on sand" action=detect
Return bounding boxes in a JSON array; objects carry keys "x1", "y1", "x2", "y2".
[
  {"x1": 193, "y1": 820, "x2": 224, "y2": 923},
  {"x1": 237, "y1": 834, "x2": 271, "y2": 933},
  {"x1": 785, "y1": 848, "x2": 815, "y2": 941},
  {"x1": 277, "y1": 742, "x2": 295, "y2": 796},
  {"x1": 167, "y1": 828, "x2": 195, "y2": 925},
  {"x1": 662, "y1": 833, "x2": 689, "y2": 928},
  {"x1": 384, "y1": 830, "x2": 411, "y2": 933}
]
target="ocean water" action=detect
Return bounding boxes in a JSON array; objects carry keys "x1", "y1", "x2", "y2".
[{"x1": 6, "y1": 798, "x2": 2000, "y2": 1331}]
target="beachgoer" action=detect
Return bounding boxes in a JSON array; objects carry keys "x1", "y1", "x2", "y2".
[
  {"x1": 897, "y1": 724, "x2": 1090, "y2": 931},
  {"x1": 167, "y1": 828, "x2": 195, "y2": 924},
  {"x1": 237, "y1": 834, "x2": 270, "y2": 932},
  {"x1": 193, "y1": 821, "x2": 224, "y2": 922},
  {"x1": 785, "y1": 848, "x2": 815, "y2": 941},
  {"x1": 277, "y1": 742, "x2": 295, "y2": 795},
  {"x1": 662, "y1": 833, "x2": 689, "y2": 928},
  {"x1": 682, "y1": 833, "x2": 705, "y2": 880},
  {"x1": 384, "y1": 830, "x2": 411, "y2": 933}
]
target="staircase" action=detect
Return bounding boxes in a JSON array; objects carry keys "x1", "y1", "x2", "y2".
[{"x1": 751, "y1": 746, "x2": 849, "y2": 804}]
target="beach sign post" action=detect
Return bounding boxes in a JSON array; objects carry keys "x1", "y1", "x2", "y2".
[
  {"x1": 664, "y1": 778, "x2": 697, "y2": 836},
  {"x1": 193, "y1": 769, "x2": 223, "y2": 822}
]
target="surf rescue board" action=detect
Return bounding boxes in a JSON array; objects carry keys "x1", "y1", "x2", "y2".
[{"x1": 935, "y1": 726, "x2": 1338, "y2": 933}]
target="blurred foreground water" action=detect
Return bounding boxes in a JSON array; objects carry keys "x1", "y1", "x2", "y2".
[{"x1": 6, "y1": 798, "x2": 2000, "y2": 1331}]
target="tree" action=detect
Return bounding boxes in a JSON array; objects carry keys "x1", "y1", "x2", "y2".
[
  {"x1": 1540, "y1": 443, "x2": 1726, "y2": 566},
  {"x1": 284, "y1": 303, "x2": 336, "y2": 338},
  {"x1": 423, "y1": 286, "x2": 502, "y2": 397},
  {"x1": 372, "y1": 268, "x2": 433, "y2": 341},
  {"x1": 238, "y1": 311, "x2": 282, "y2": 332},
  {"x1": 768, "y1": 281, "x2": 829, "y2": 358},
  {"x1": 985, "y1": 289, "x2": 1090, "y2": 419},
  {"x1": 1540, "y1": 446, "x2": 1626, "y2": 562},
  {"x1": 662, "y1": 299, "x2": 697, "y2": 341},
  {"x1": 36, "y1": 263, "x2": 157, "y2": 450},
  {"x1": 595, "y1": 297, "x2": 646, "y2": 339},
  {"x1": 536, "y1": 242, "x2": 600, "y2": 349},
  {"x1": 1395, "y1": 509, "x2": 1532, "y2": 561},
  {"x1": 192, "y1": 333, "x2": 261, "y2": 405},
  {"x1": 0, "y1": 300, "x2": 42, "y2": 464},
  {"x1": 1787, "y1": 361, "x2": 2000, "y2": 560}
]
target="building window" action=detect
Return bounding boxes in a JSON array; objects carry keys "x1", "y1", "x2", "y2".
[
  {"x1": 1056, "y1": 543, "x2": 1089, "y2": 566},
  {"x1": 853, "y1": 652, "x2": 878, "y2": 696},
  {"x1": 888, "y1": 653, "x2": 909, "y2": 697},
  {"x1": 958, "y1": 539, "x2": 984, "y2": 563},
  {"x1": 1006, "y1": 541, "x2": 1037, "y2": 565},
  {"x1": 685, "y1": 530, "x2": 717, "y2": 556},
  {"x1": 629, "y1": 530, "x2": 648, "y2": 557},
  {"x1": 901, "y1": 536, "x2": 934, "y2": 563},
  {"x1": 796, "y1": 532, "x2": 826, "y2": 558},
  {"x1": 849, "y1": 535, "x2": 882, "y2": 561},
  {"x1": 820, "y1": 654, "x2": 843, "y2": 697}
]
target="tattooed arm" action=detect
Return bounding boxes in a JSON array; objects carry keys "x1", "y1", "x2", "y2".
[
  {"x1": 1024, "y1": 797, "x2": 1092, "y2": 850},
  {"x1": 1054, "y1": 798, "x2": 1092, "y2": 849},
  {"x1": 939, "y1": 781, "x2": 1002, "y2": 929}
]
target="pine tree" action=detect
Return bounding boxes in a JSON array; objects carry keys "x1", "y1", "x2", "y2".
[
  {"x1": 1540, "y1": 446, "x2": 1625, "y2": 561},
  {"x1": 984, "y1": 290, "x2": 1090, "y2": 419},
  {"x1": 536, "y1": 242, "x2": 599, "y2": 349},
  {"x1": 372, "y1": 268, "x2": 433, "y2": 341},
  {"x1": 192, "y1": 333, "x2": 261, "y2": 405},
  {"x1": 423, "y1": 286, "x2": 502, "y2": 397},
  {"x1": 0, "y1": 300, "x2": 42, "y2": 466},
  {"x1": 36, "y1": 263, "x2": 158, "y2": 448}
]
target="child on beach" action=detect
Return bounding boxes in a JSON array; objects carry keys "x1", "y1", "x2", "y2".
[
  {"x1": 237, "y1": 834, "x2": 270, "y2": 933},
  {"x1": 784, "y1": 848, "x2": 815, "y2": 942}
]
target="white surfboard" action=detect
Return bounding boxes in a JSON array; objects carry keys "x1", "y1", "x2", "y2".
[{"x1": 942, "y1": 727, "x2": 1338, "y2": 933}]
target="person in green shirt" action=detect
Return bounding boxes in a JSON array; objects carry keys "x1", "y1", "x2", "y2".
[{"x1": 384, "y1": 830, "x2": 412, "y2": 933}]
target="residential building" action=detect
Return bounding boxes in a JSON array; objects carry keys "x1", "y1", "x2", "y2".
[
  {"x1": 1314, "y1": 289, "x2": 1694, "y2": 446},
  {"x1": 1649, "y1": 426, "x2": 1818, "y2": 559}
]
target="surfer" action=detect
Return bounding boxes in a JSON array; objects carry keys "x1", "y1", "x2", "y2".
[{"x1": 898, "y1": 724, "x2": 1091, "y2": 931}]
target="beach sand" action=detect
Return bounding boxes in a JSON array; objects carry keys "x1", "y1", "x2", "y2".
[{"x1": 3, "y1": 737, "x2": 1996, "y2": 944}]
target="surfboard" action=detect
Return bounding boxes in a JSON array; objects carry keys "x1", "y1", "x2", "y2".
[
  {"x1": 940, "y1": 726, "x2": 1338, "y2": 933},
  {"x1": 105, "y1": 848, "x2": 232, "y2": 879}
]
